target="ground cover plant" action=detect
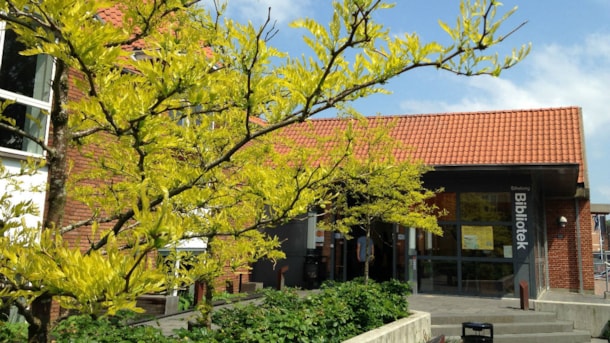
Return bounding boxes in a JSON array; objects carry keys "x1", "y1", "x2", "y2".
[
  {"x1": 2, "y1": 279, "x2": 408, "y2": 342},
  {"x1": 175, "y1": 279, "x2": 412, "y2": 342}
]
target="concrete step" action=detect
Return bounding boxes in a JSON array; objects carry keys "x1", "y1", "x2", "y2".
[
  {"x1": 444, "y1": 331, "x2": 591, "y2": 343},
  {"x1": 491, "y1": 330, "x2": 591, "y2": 343},
  {"x1": 432, "y1": 320, "x2": 575, "y2": 336},
  {"x1": 431, "y1": 311, "x2": 557, "y2": 325},
  {"x1": 431, "y1": 311, "x2": 591, "y2": 343}
]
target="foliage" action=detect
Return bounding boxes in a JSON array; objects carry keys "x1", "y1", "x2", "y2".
[
  {"x1": 321, "y1": 119, "x2": 445, "y2": 235},
  {"x1": 176, "y1": 279, "x2": 411, "y2": 342},
  {"x1": 0, "y1": 0, "x2": 527, "y2": 340},
  {"x1": 319, "y1": 119, "x2": 446, "y2": 282},
  {"x1": 51, "y1": 314, "x2": 174, "y2": 343},
  {"x1": 0, "y1": 321, "x2": 28, "y2": 343},
  {"x1": 178, "y1": 292, "x2": 194, "y2": 312}
]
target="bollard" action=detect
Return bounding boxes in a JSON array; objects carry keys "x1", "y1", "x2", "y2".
[{"x1": 519, "y1": 280, "x2": 529, "y2": 310}]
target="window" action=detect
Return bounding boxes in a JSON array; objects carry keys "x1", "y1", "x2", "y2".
[
  {"x1": 0, "y1": 23, "x2": 54, "y2": 155},
  {"x1": 460, "y1": 192, "x2": 511, "y2": 222}
]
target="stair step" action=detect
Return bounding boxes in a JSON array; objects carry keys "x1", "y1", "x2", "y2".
[
  {"x1": 432, "y1": 321, "x2": 574, "y2": 336},
  {"x1": 444, "y1": 331, "x2": 591, "y2": 343},
  {"x1": 491, "y1": 330, "x2": 591, "y2": 343},
  {"x1": 431, "y1": 311, "x2": 556, "y2": 325}
]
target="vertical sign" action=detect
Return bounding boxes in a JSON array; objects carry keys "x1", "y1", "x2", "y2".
[{"x1": 512, "y1": 186, "x2": 531, "y2": 260}]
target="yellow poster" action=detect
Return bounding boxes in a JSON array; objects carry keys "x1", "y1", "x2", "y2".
[{"x1": 462, "y1": 226, "x2": 494, "y2": 250}]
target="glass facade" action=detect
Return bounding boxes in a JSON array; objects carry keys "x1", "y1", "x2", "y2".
[
  {"x1": 415, "y1": 191, "x2": 515, "y2": 297},
  {"x1": 322, "y1": 189, "x2": 532, "y2": 298}
]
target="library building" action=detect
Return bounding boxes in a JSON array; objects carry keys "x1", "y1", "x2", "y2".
[{"x1": 253, "y1": 106, "x2": 594, "y2": 299}]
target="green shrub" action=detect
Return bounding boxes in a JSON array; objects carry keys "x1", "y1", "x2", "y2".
[
  {"x1": 317, "y1": 278, "x2": 410, "y2": 332},
  {"x1": 0, "y1": 321, "x2": 28, "y2": 342},
  {"x1": 51, "y1": 314, "x2": 174, "y2": 343},
  {"x1": 176, "y1": 279, "x2": 411, "y2": 343},
  {"x1": 178, "y1": 292, "x2": 194, "y2": 311}
]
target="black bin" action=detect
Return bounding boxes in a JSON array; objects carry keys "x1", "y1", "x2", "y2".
[
  {"x1": 304, "y1": 249, "x2": 320, "y2": 289},
  {"x1": 462, "y1": 322, "x2": 493, "y2": 343}
]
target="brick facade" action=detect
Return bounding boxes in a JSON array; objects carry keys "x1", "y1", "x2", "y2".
[{"x1": 546, "y1": 198, "x2": 594, "y2": 292}]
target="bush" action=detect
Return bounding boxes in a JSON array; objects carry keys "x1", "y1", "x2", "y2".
[
  {"x1": 176, "y1": 279, "x2": 411, "y2": 343},
  {"x1": 51, "y1": 313, "x2": 174, "y2": 343},
  {"x1": 38, "y1": 279, "x2": 410, "y2": 342},
  {"x1": 0, "y1": 321, "x2": 27, "y2": 342}
]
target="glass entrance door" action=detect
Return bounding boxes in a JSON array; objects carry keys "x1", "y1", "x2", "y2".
[{"x1": 415, "y1": 191, "x2": 517, "y2": 297}]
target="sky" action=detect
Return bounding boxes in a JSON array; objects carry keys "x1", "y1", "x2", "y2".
[{"x1": 221, "y1": 1, "x2": 610, "y2": 204}]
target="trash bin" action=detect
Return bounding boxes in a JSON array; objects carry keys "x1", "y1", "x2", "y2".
[
  {"x1": 462, "y1": 322, "x2": 493, "y2": 343},
  {"x1": 304, "y1": 249, "x2": 320, "y2": 289}
]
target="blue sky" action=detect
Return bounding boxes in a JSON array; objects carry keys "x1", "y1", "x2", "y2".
[{"x1": 222, "y1": 1, "x2": 610, "y2": 204}]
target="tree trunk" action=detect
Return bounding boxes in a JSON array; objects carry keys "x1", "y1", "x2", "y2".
[
  {"x1": 203, "y1": 278, "x2": 214, "y2": 328},
  {"x1": 28, "y1": 294, "x2": 52, "y2": 343},
  {"x1": 27, "y1": 60, "x2": 70, "y2": 343},
  {"x1": 45, "y1": 60, "x2": 69, "y2": 231}
]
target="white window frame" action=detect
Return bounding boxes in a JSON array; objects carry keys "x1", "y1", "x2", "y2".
[{"x1": 0, "y1": 21, "x2": 54, "y2": 158}]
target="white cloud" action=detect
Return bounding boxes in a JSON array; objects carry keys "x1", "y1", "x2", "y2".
[
  {"x1": 401, "y1": 33, "x2": 610, "y2": 136},
  {"x1": 225, "y1": 0, "x2": 314, "y2": 26},
  {"x1": 400, "y1": 33, "x2": 610, "y2": 203}
]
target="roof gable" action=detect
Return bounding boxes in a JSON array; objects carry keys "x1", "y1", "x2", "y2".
[{"x1": 280, "y1": 106, "x2": 586, "y2": 183}]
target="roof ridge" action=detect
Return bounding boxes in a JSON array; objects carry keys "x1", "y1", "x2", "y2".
[{"x1": 308, "y1": 106, "x2": 582, "y2": 122}]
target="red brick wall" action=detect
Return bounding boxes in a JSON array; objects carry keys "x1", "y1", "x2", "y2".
[{"x1": 545, "y1": 198, "x2": 594, "y2": 292}]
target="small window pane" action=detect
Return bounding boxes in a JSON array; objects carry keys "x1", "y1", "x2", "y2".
[
  {"x1": 0, "y1": 29, "x2": 53, "y2": 102},
  {"x1": 461, "y1": 261, "x2": 514, "y2": 297},
  {"x1": 418, "y1": 259, "x2": 458, "y2": 293},
  {"x1": 460, "y1": 192, "x2": 511, "y2": 222},
  {"x1": 430, "y1": 192, "x2": 456, "y2": 221},
  {"x1": 0, "y1": 103, "x2": 46, "y2": 154},
  {"x1": 461, "y1": 225, "x2": 513, "y2": 258},
  {"x1": 416, "y1": 225, "x2": 457, "y2": 256}
]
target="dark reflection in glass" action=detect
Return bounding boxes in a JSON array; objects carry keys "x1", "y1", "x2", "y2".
[
  {"x1": 0, "y1": 29, "x2": 52, "y2": 101},
  {"x1": 428, "y1": 192, "x2": 457, "y2": 221},
  {"x1": 0, "y1": 103, "x2": 45, "y2": 154},
  {"x1": 460, "y1": 192, "x2": 511, "y2": 222},
  {"x1": 461, "y1": 261, "x2": 514, "y2": 297},
  {"x1": 418, "y1": 259, "x2": 458, "y2": 293},
  {"x1": 417, "y1": 225, "x2": 457, "y2": 256}
]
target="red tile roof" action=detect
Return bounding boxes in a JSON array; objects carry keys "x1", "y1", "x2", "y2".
[
  {"x1": 96, "y1": 5, "x2": 212, "y2": 55},
  {"x1": 278, "y1": 106, "x2": 586, "y2": 183},
  {"x1": 97, "y1": 5, "x2": 124, "y2": 27}
]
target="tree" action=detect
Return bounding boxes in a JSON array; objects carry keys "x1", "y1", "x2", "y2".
[
  {"x1": 0, "y1": 0, "x2": 528, "y2": 341},
  {"x1": 319, "y1": 119, "x2": 445, "y2": 283}
]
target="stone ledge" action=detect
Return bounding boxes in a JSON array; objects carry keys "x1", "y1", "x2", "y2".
[
  {"x1": 342, "y1": 310, "x2": 431, "y2": 343},
  {"x1": 533, "y1": 299, "x2": 610, "y2": 338}
]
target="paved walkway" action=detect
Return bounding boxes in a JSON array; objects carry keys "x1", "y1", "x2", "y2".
[{"x1": 140, "y1": 288, "x2": 610, "y2": 341}]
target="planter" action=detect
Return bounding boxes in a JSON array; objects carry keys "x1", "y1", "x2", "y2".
[{"x1": 342, "y1": 310, "x2": 431, "y2": 343}]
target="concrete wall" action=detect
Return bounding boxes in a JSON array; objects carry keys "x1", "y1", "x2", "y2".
[
  {"x1": 534, "y1": 300, "x2": 610, "y2": 338},
  {"x1": 342, "y1": 310, "x2": 431, "y2": 343}
]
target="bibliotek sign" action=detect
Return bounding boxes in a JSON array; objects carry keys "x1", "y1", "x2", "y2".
[{"x1": 512, "y1": 186, "x2": 531, "y2": 259}]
